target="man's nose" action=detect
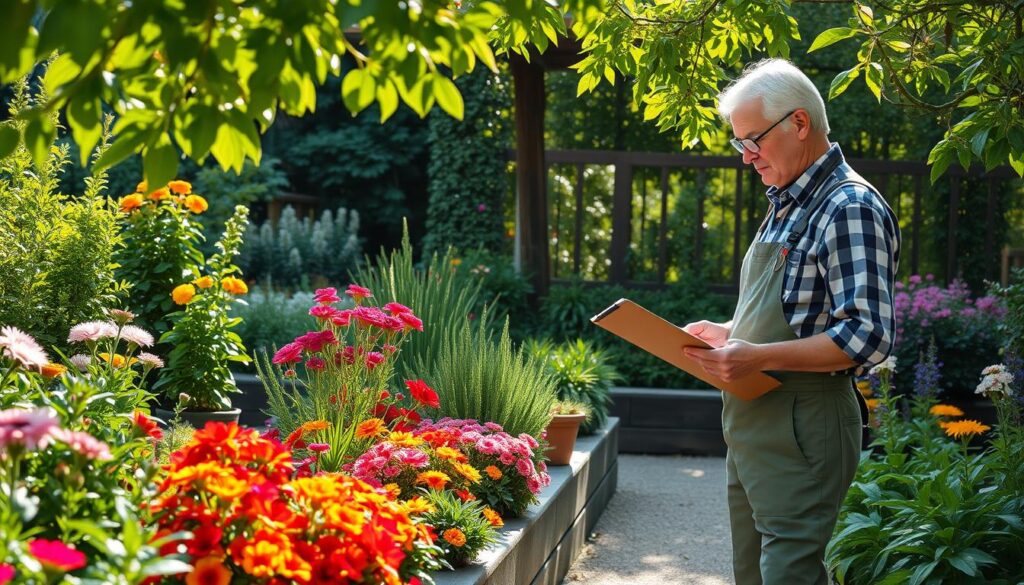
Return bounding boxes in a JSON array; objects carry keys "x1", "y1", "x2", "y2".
[{"x1": 742, "y1": 148, "x2": 758, "y2": 165}]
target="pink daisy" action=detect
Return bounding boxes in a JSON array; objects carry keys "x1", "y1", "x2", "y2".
[
  {"x1": 0, "y1": 408, "x2": 59, "y2": 451},
  {"x1": 119, "y1": 325, "x2": 154, "y2": 347},
  {"x1": 0, "y1": 327, "x2": 49, "y2": 370},
  {"x1": 50, "y1": 428, "x2": 112, "y2": 460},
  {"x1": 67, "y1": 321, "x2": 117, "y2": 344}
]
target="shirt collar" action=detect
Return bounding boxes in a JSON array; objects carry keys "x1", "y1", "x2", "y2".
[{"x1": 764, "y1": 143, "x2": 845, "y2": 209}]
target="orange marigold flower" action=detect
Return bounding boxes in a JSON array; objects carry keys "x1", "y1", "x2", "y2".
[
  {"x1": 938, "y1": 420, "x2": 951, "y2": 430},
  {"x1": 453, "y1": 489, "x2": 476, "y2": 502},
  {"x1": 403, "y1": 496, "x2": 435, "y2": 515},
  {"x1": 453, "y1": 462, "x2": 481, "y2": 483},
  {"x1": 435, "y1": 446, "x2": 467, "y2": 463},
  {"x1": 119, "y1": 194, "x2": 145, "y2": 212},
  {"x1": 135, "y1": 181, "x2": 147, "y2": 193},
  {"x1": 943, "y1": 419, "x2": 990, "y2": 439},
  {"x1": 929, "y1": 404, "x2": 964, "y2": 417},
  {"x1": 442, "y1": 528, "x2": 466, "y2": 547},
  {"x1": 185, "y1": 194, "x2": 209, "y2": 214},
  {"x1": 356, "y1": 418, "x2": 386, "y2": 439},
  {"x1": 222, "y1": 276, "x2": 248, "y2": 295},
  {"x1": 415, "y1": 471, "x2": 450, "y2": 491},
  {"x1": 41, "y1": 363, "x2": 67, "y2": 379},
  {"x1": 865, "y1": 399, "x2": 881, "y2": 411},
  {"x1": 186, "y1": 556, "x2": 231, "y2": 585},
  {"x1": 299, "y1": 420, "x2": 330, "y2": 433},
  {"x1": 205, "y1": 475, "x2": 249, "y2": 500},
  {"x1": 168, "y1": 180, "x2": 192, "y2": 195},
  {"x1": 485, "y1": 465, "x2": 503, "y2": 480},
  {"x1": 383, "y1": 483, "x2": 402, "y2": 499},
  {"x1": 172, "y1": 284, "x2": 196, "y2": 305},
  {"x1": 482, "y1": 507, "x2": 504, "y2": 527},
  {"x1": 194, "y1": 276, "x2": 215, "y2": 289},
  {"x1": 148, "y1": 187, "x2": 170, "y2": 201},
  {"x1": 388, "y1": 431, "x2": 424, "y2": 448},
  {"x1": 98, "y1": 352, "x2": 129, "y2": 368}
]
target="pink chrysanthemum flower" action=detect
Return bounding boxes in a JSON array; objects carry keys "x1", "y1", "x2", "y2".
[
  {"x1": 0, "y1": 327, "x2": 49, "y2": 370},
  {"x1": 28, "y1": 539, "x2": 87, "y2": 572},
  {"x1": 119, "y1": 325, "x2": 154, "y2": 347},
  {"x1": 69, "y1": 354, "x2": 91, "y2": 371},
  {"x1": 314, "y1": 287, "x2": 341, "y2": 305},
  {"x1": 50, "y1": 428, "x2": 112, "y2": 460},
  {"x1": 0, "y1": 408, "x2": 59, "y2": 451},
  {"x1": 67, "y1": 321, "x2": 118, "y2": 344},
  {"x1": 136, "y1": 352, "x2": 164, "y2": 368}
]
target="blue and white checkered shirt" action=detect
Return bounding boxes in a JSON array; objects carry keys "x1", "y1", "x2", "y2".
[{"x1": 758, "y1": 143, "x2": 901, "y2": 369}]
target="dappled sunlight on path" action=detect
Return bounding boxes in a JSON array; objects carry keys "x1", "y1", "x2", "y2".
[{"x1": 563, "y1": 455, "x2": 732, "y2": 585}]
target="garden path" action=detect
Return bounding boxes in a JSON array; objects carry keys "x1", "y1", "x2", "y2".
[{"x1": 563, "y1": 455, "x2": 732, "y2": 585}]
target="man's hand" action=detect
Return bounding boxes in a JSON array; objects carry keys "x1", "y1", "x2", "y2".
[
  {"x1": 682, "y1": 320, "x2": 731, "y2": 349},
  {"x1": 683, "y1": 339, "x2": 766, "y2": 382}
]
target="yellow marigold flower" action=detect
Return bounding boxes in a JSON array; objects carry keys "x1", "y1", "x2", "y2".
[
  {"x1": 929, "y1": 404, "x2": 964, "y2": 417},
  {"x1": 172, "y1": 284, "x2": 196, "y2": 305},
  {"x1": 185, "y1": 194, "x2": 208, "y2": 214},
  {"x1": 194, "y1": 276, "x2": 215, "y2": 289},
  {"x1": 299, "y1": 420, "x2": 330, "y2": 433},
  {"x1": 442, "y1": 528, "x2": 466, "y2": 547},
  {"x1": 450, "y1": 258, "x2": 462, "y2": 267},
  {"x1": 415, "y1": 471, "x2": 450, "y2": 490},
  {"x1": 435, "y1": 446, "x2": 467, "y2": 462},
  {"x1": 135, "y1": 181, "x2": 147, "y2": 193},
  {"x1": 938, "y1": 420, "x2": 951, "y2": 430},
  {"x1": 205, "y1": 475, "x2": 248, "y2": 500},
  {"x1": 403, "y1": 496, "x2": 435, "y2": 515},
  {"x1": 943, "y1": 419, "x2": 990, "y2": 439},
  {"x1": 453, "y1": 462, "x2": 481, "y2": 483},
  {"x1": 222, "y1": 276, "x2": 248, "y2": 295},
  {"x1": 119, "y1": 194, "x2": 145, "y2": 212},
  {"x1": 356, "y1": 418, "x2": 386, "y2": 439},
  {"x1": 383, "y1": 483, "x2": 402, "y2": 499},
  {"x1": 148, "y1": 187, "x2": 170, "y2": 201},
  {"x1": 98, "y1": 352, "x2": 129, "y2": 368},
  {"x1": 168, "y1": 180, "x2": 192, "y2": 195},
  {"x1": 41, "y1": 363, "x2": 68, "y2": 379},
  {"x1": 485, "y1": 465, "x2": 503, "y2": 480},
  {"x1": 482, "y1": 507, "x2": 504, "y2": 527},
  {"x1": 388, "y1": 431, "x2": 424, "y2": 448},
  {"x1": 865, "y1": 399, "x2": 881, "y2": 411}
]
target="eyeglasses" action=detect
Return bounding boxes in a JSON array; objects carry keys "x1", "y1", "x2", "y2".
[{"x1": 729, "y1": 110, "x2": 795, "y2": 154}]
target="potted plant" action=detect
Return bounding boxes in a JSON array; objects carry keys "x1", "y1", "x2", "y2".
[
  {"x1": 544, "y1": 399, "x2": 591, "y2": 466},
  {"x1": 116, "y1": 180, "x2": 251, "y2": 427}
]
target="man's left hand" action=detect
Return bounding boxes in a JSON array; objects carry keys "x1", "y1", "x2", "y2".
[{"x1": 683, "y1": 340, "x2": 766, "y2": 382}]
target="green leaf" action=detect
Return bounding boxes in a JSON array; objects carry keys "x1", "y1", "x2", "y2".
[
  {"x1": 908, "y1": 560, "x2": 938, "y2": 585},
  {"x1": 341, "y1": 68, "x2": 376, "y2": 114},
  {"x1": 433, "y1": 74, "x2": 464, "y2": 120},
  {"x1": 43, "y1": 53, "x2": 83, "y2": 96},
  {"x1": 95, "y1": 127, "x2": 149, "y2": 171},
  {"x1": 928, "y1": 144, "x2": 954, "y2": 184},
  {"x1": 947, "y1": 552, "x2": 977, "y2": 576},
  {"x1": 970, "y1": 127, "x2": 989, "y2": 158},
  {"x1": 67, "y1": 96, "x2": 102, "y2": 165},
  {"x1": 24, "y1": 115, "x2": 56, "y2": 169},
  {"x1": 808, "y1": 27, "x2": 858, "y2": 52},
  {"x1": 377, "y1": 80, "x2": 399, "y2": 123},
  {"x1": 829, "y1": 67, "x2": 860, "y2": 99},
  {"x1": 0, "y1": 0, "x2": 34, "y2": 76},
  {"x1": 0, "y1": 125, "x2": 19, "y2": 159},
  {"x1": 143, "y1": 134, "x2": 180, "y2": 189},
  {"x1": 857, "y1": 4, "x2": 874, "y2": 27},
  {"x1": 865, "y1": 62, "x2": 883, "y2": 102}
]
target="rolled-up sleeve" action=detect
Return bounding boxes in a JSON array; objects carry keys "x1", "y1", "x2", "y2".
[{"x1": 817, "y1": 201, "x2": 897, "y2": 368}]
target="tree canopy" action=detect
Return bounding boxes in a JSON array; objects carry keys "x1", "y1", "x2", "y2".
[{"x1": 1, "y1": 0, "x2": 1021, "y2": 186}]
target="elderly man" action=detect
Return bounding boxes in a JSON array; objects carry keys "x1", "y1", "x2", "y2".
[{"x1": 682, "y1": 59, "x2": 901, "y2": 585}]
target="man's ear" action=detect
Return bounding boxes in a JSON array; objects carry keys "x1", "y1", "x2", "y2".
[{"x1": 793, "y1": 109, "x2": 812, "y2": 140}]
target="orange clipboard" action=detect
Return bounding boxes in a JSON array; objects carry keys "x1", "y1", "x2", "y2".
[{"x1": 590, "y1": 298, "x2": 780, "y2": 400}]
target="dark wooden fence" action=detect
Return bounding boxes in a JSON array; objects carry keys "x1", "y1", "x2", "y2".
[{"x1": 511, "y1": 149, "x2": 1019, "y2": 294}]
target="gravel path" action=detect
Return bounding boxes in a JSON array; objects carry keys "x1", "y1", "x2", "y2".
[{"x1": 563, "y1": 455, "x2": 733, "y2": 585}]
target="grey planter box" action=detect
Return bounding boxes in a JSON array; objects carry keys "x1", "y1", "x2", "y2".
[
  {"x1": 610, "y1": 387, "x2": 727, "y2": 456},
  {"x1": 434, "y1": 418, "x2": 619, "y2": 585}
]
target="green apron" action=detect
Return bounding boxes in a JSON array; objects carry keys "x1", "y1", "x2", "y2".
[{"x1": 723, "y1": 170, "x2": 863, "y2": 585}]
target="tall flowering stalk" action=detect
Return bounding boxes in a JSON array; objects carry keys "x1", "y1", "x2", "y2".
[
  {"x1": 257, "y1": 285, "x2": 431, "y2": 471},
  {"x1": 975, "y1": 363, "x2": 1021, "y2": 492},
  {"x1": 869, "y1": 356, "x2": 901, "y2": 456}
]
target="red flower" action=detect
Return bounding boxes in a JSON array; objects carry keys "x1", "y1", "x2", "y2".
[
  {"x1": 29, "y1": 539, "x2": 87, "y2": 572},
  {"x1": 308, "y1": 305, "x2": 340, "y2": 321},
  {"x1": 345, "y1": 284, "x2": 373, "y2": 302},
  {"x1": 133, "y1": 410, "x2": 163, "y2": 440},
  {"x1": 364, "y1": 352, "x2": 385, "y2": 370},
  {"x1": 352, "y1": 306, "x2": 391, "y2": 329},
  {"x1": 313, "y1": 287, "x2": 341, "y2": 305},
  {"x1": 330, "y1": 310, "x2": 352, "y2": 327},
  {"x1": 272, "y1": 342, "x2": 304, "y2": 365},
  {"x1": 305, "y1": 357, "x2": 326, "y2": 372},
  {"x1": 0, "y1": 564, "x2": 15, "y2": 584},
  {"x1": 398, "y1": 312, "x2": 424, "y2": 332},
  {"x1": 295, "y1": 330, "x2": 338, "y2": 353},
  {"x1": 405, "y1": 379, "x2": 440, "y2": 409},
  {"x1": 384, "y1": 302, "x2": 412, "y2": 315},
  {"x1": 185, "y1": 556, "x2": 231, "y2": 585}
]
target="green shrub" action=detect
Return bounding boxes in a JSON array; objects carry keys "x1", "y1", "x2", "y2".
[
  {"x1": 537, "y1": 278, "x2": 735, "y2": 388},
  {"x1": 420, "y1": 316, "x2": 557, "y2": 439},
  {"x1": 528, "y1": 338, "x2": 619, "y2": 434},
  {"x1": 454, "y1": 249, "x2": 534, "y2": 338},
  {"x1": 239, "y1": 205, "x2": 362, "y2": 289},
  {"x1": 0, "y1": 79, "x2": 124, "y2": 351},
  {"x1": 193, "y1": 158, "x2": 289, "y2": 254},
  {"x1": 421, "y1": 489, "x2": 499, "y2": 568},
  {"x1": 230, "y1": 288, "x2": 322, "y2": 356}
]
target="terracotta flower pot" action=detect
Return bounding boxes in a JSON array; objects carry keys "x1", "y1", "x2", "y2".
[
  {"x1": 153, "y1": 407, "x2": 241, "y2": 429},
  {"x1": 544, "y1": 413, "x2": 587, "y2": 466}
]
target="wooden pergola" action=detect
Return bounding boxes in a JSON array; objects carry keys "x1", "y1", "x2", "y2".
[{"x1": 508, "y1": 35, "x2": 585, "y2": 298}]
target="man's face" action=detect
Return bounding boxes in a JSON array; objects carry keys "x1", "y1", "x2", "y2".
[{"x1": 729, "y1": 100, "x2": 802, "y2": 188}]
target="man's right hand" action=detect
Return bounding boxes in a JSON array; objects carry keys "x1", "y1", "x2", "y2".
[{"x1": 682, "y1": 320, "x2": 731, "y2": 349}]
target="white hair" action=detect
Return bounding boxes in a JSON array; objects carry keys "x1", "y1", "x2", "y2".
[{"x1": 717, "y1": 59, "x2": 830, "y2": 135}]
